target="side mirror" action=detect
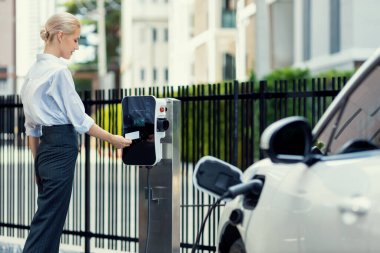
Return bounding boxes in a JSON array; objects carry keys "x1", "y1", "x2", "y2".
[
  {"x1": 193, "y1": 156, "x2": 243, "y2": 199},
  {"x1": 260, "y1": 116, "x2": 313, "y2": 164}
]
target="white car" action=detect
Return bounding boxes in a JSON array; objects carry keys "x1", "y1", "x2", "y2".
[{"x1": 193, "y1": 48, "x2": 380, "y2": 253}]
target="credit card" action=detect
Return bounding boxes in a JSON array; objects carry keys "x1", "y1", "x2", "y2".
[{"x1": 125, "y1": 131, "x2": 140, "y2": 140}]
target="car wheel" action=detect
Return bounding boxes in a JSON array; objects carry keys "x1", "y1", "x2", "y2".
[{"x1": 229, "y1": 238, "x2": 246, "y2": 253}]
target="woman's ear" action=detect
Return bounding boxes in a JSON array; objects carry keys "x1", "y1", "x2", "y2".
[{"x1": 57, "y1": 31, "x2": 63, "y2": 43}]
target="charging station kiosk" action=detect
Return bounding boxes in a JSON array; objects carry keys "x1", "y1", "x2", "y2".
[{"x1": 122, "y1": 96, "x2": 180, "y2": 253}]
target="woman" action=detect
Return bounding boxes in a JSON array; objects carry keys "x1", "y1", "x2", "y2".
[{"x1": 20, "y1": 12, "x2": 131, "y2": 253}]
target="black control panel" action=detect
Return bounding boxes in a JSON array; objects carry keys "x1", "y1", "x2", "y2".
[{"x1": 122, "y1": 96, "x2": 156, "y2": 165}]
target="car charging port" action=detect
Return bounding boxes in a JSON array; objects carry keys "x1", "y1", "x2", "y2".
[
  {"x1": 157, "y1": 118, "x2": 169, "y2": 132},
  {"x1": 229, "y1": 209, "x2": 244, "y2": 226}
]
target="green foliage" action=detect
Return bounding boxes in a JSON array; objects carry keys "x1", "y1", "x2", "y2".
[
  {"x1": 263, "y1": 67, "x2": 311, "y2": 83},
  {"x1": 95, "y1": 104, "x2": 123, "y2": 136},
  {"x1": 250, "y1": 67, "x2": 355, "y2": 84},
  {"x1": 315, "y1": 140, "x2": 325, "y2": 150},
  {"x1": 244, "y1": 66, "x2": 355, "y2": 162},
  {"x1": 74, "y1": 78, "x2": 92, "y2": 92},
  {"x1": 105, "y1": 4, "x2": 121, "y2": 66},
  {"x1": 62, "y1": 0, "x2": 121, "y2": 68},
  {"x1": 248, "y1": 69, "x2": 256, "y2": 83},
  {"x1": 315, "y1": 69, "x2": 355, "y2": 79}
]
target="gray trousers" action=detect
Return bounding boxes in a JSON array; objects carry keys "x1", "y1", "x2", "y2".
[{"x1": 23, "y1": 125, "x2": 78, "y2": 253}]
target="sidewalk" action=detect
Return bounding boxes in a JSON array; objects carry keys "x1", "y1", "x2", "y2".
[
  {"x1": 0, "y1": 236, "x2": 135, "y2": 253},
  {"x1": 0, "y1": 236, "x2": 83, "y2": 253}
]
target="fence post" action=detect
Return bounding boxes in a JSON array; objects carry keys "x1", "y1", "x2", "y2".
[
  {"x1": 259, "y1": 81, "x2": 267, "y2": 159},
  {"x1": 233, "y1": 80, "x2": 239, "y2": 166},
  {"x1": 84, "y1": 90, "x2": 91, "y2": 253}
]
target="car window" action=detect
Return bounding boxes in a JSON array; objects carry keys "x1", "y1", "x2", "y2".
[{"x1": 316, "y1": 65, "x2": 380, "y2": 155}]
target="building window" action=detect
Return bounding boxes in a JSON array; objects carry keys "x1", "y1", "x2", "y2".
[
  {"x1": 164, "y1": 28, "x2": 169, "y2": 42},
  {"x1": 223, "y1": 53, "x2": 235, "y2": 80},
  {"x1": 153, "y1": 68, "x2": 157, "y2": 81},
  {"x1": 0, "y1": 66, "x2": 7, "y2": 86},
  {"x1": 0, "y1": 67, "x2": 6, "y2": 82},
  {"x1": 222, "y1": 0, "x2": 236, "y2": 28},
  {"x1": 330, "y1": 0, "x2": 341, "y2": 54},
  {"x1": 140, "y1": 69, "x2": 145, "y2": 81},
  {"x1": 303, "y1": 0, "x2": 311, "y2": 61},
  {"x1": 164, "y1": 68, "x2": 169, "y2": 81},
  {"x1": 152, "y1": 28, "x2": 157, "y2": 42}
]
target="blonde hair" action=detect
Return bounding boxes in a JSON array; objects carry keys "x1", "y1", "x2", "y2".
[{"x1": 40, "y1": 12, "x2": 80, "y2": 42}]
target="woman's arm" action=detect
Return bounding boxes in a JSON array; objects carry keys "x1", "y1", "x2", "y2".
[
  {"x1": 87, "y1": 123, "x2": 132, "y2": 149},
  {"x1": 50, "y1": 70, "x2": 131, "y2": 149},
  {"x1": 28, "y1": 136, "x2": 40, "y2": 159}
]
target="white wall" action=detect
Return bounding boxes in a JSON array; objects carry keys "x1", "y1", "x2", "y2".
[
  {"x1": 352, "y1": 0, "x2": 380, "y2": 49},
  {"x1": 121, "y1": 0, "x2": 169, "y2": 89},
  {"x1": 289, "y1": 0, "x2": 380, "y2": 73},
  {"x1": 168, "y1": 0, "x2": 193, "y2": 86},
  {"x1": 0, "y1": 0, "x2": 15, "y2": 95},
  {"x1": 16, "y1": 0, "x2": 56, "y2": 93},
  {"x1": 293, "y1": 0, "x2": 380, "y2": 73},
  {"x1": 270, "y1": 0, "x2": 293, "y2": 69},
  {"x1": 340, "y1": 0, "x2": 354, "y2": 51},
  {"x1": 310, "y1": 0, "x2": 329, "y2": 59},
  {"x1": 255, "y1": 0, "x2": 270, "y2": 78}
]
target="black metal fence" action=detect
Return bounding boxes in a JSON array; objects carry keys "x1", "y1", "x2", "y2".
[{"x1": 0, "y1": 77, "x2": 346, "y2": 252}]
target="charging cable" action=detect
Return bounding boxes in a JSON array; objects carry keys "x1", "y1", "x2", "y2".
[
  {"x1": 191, "y1": 197, "x2": 223, "y2": 253},
  {"x1": 191, "y1": 179, "x2": 263, "y2": 253}
]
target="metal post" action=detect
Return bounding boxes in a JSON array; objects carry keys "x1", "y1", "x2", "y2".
[
  {"x1": 139, "y1": 99, "x2": 181, "y2": 253},
  {"x1": 97, "y1": 0, "x2": 107, "y2": 90},
  {"x1": 233, "y1": 80, "x2": 239, "y2": 166},
  {"x1": 84, "y1": 91, "x2": 91, "y2": 253},
  {"x1": 259, "y1": 81, "x2": 267, "y2": 159}
]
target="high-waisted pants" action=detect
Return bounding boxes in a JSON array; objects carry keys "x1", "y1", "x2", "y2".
[{"x1": 23, "y1": 125, "x2": 78, "y2": 253}]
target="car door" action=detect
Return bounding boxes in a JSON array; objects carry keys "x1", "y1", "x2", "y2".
[
  {"x1": 244, "y1": 152, "x2": 379, "y2": 253},
  {"x1": 297, "y1": 47, "x2": 380, "y2": 252},
  {"x1": 283, "y1": 153, "x2": 376, "y2": 253}
]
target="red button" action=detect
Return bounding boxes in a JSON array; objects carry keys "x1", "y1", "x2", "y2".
[{"x1": 160, "y1": 106, "x2": 165, "y2": 112}]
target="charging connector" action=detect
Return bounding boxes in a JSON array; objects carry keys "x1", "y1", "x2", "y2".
[{"x1": 191, "y1": 179, "x2": 264, "y2": 253}]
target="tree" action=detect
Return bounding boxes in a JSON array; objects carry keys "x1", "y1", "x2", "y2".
[{"x1": 62, "y1": 0, "x2": 122, "y2": 90}]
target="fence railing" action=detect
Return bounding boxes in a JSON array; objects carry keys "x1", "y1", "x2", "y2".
[{"x1": 0, "y1": 77, "x2": 346, "y2": 252}]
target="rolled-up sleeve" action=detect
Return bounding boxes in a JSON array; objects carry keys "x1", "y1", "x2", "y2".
[
  {"x1": 50, "y1": 69, "x2": 95, "y2": 134},
  {"x1": 24, "y1": 114, "x2": 42, "y2": 137},
  {"x1": 21, "y1": 79, "x2": 42, "y2": 137}
]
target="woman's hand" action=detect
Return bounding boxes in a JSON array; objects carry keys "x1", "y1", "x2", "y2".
[
  {"x1": 88, "y1": 123, "x2": 132, "y2": 149},
  {"x1": 110, "y1": 134, "x2": 132, "y2": 149}
]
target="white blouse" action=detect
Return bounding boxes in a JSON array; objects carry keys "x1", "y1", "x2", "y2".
[{"x1": 21, "y1": 53, "x2": 94, "y2": 137}]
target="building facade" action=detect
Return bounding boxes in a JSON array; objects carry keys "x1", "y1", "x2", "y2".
[
  {"x1": 190, "y1": 0, "x2": 237, "y2": 84},
  {"x1": 236, "y1": 0, "x2": 256, "y2": 81},
  {"x1": 121, "y1": 0, "x2": 170, "y2": 89},
  {"x1": 15, "y1": 0, "x2": 57, "y2": 94},
  {"x1": 293, "y1": 0, "x2": 380, "y2": 73},
  {"x1": 237, "y1": 0, "x2": 380, "y2": 79},
  {"x1": 0, "y1": 0, "x2": 58, "y2": 95},
  {"x1": 121, "y1": 0, "x2": 245, "y2": 87},
  {"x1": 0, "y1": 0, "x2": 16, "y2": 95},
  {"x1": 120, "y1": 0, "x2": 380, "y2": 88},
  {"x1": 169, "y1": 0, "x2": 241, "y2": 85}
]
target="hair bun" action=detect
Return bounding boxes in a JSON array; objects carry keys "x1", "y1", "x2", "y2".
[{"x1": 40, "y1": 27, "x2": 50, "y2": 41}]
